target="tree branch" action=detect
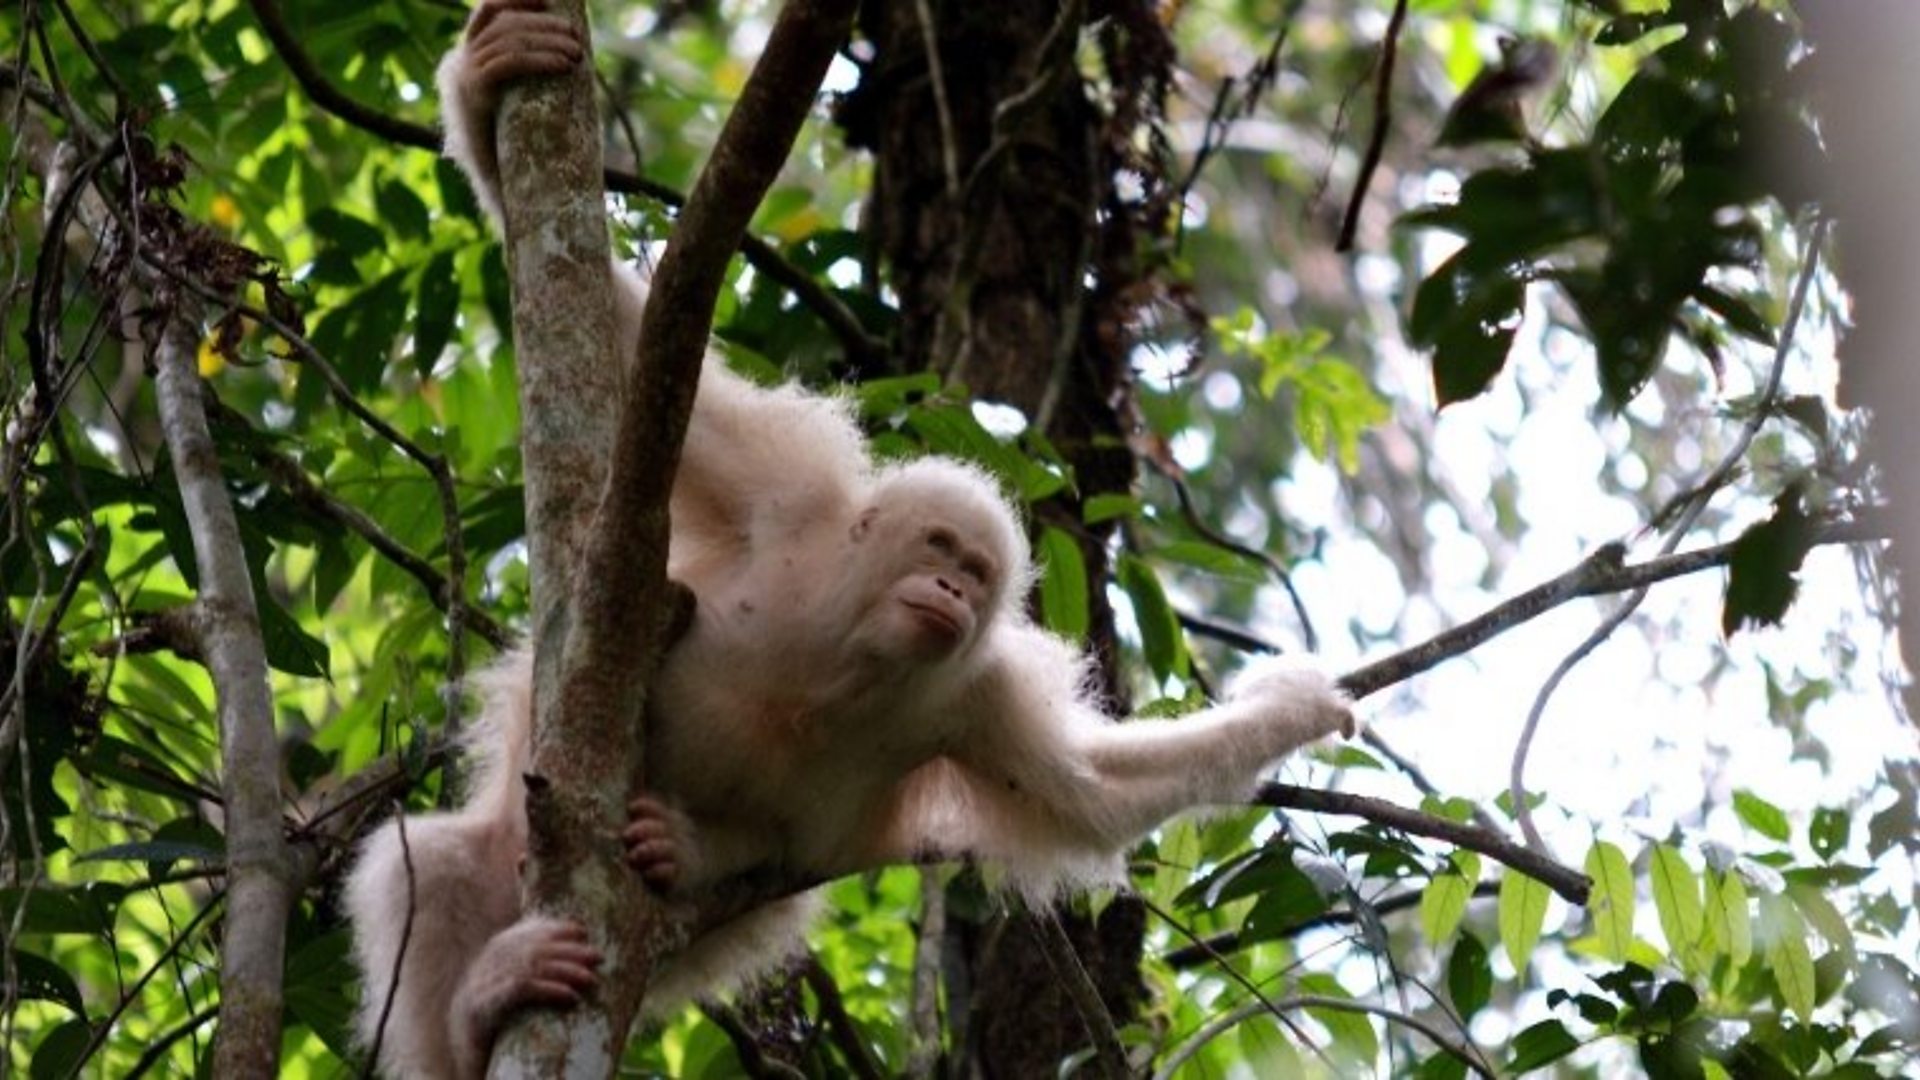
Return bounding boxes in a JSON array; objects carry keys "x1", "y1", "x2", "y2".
[
  {"x1": 1161, "y1": 882, "x2": 1499, "y2": 969},
  {"x1": 1509, "y1": 215, "x2": 1828, "y2": 853},
  {"x1": 1334, "y1": 0, "x2": 1410, "y2": 252},
  {"x1": 493, "y1": 1, "x2": 860, "y2": 1072},
  {"x1": 1256, "y1": 782, "x2": 1589, "y2": 903},
  {"x1": 152, "y1": 317, "x2": 296, "y2": 1074},
  {"x1": 1337, "y1": 519, "x2": 1884, "y2": 701},
  {"x1": 1032, "y1": 911, "x2": 1130, "y2": 1080},
  {"x1": 1153, "y1": 994, "x2": 1492, "y2": 1080},
  {"x1": 246, "y1": 439, "x2": 508, "y2": 650}
]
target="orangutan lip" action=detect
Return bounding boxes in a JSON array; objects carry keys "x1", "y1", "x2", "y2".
[{"x1": 901, "y1": 599, "x2": 962, "y2": 636}]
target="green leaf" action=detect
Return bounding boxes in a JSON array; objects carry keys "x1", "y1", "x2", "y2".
[
  {"x1": 1082, "y1": 493, "x2": 1142, "y2": 525},
  {"x1": 1808, "y1": 807, "x2": 1850, "y2": 861},
  {"x1": 1036, "y1": 527, "x2": 1089, "y2": 643},
  {"x1": 1505, "y1": 1019, "x2": 1580, "y2": 1073},
  {"x1": 259, "y1": 591, "x2": 331, "y2": 678},
  {"x1": 1723, "y1": 487, "x2": 1816, "y2": 636},
  {"x1": 1649, "y1": 843, "x2": 1706, "y2": 973},
  {"x1": 1409, "y1": 252, "x2": 1526, "y2": 408},
  {"x1": 1693, "y1": 285, "x2": 1775, "y2": 346},
  {"x1": 1787, "y1": 883, "x2": 1855, "y2": 965},
  {"x1": 1760, "y1": 893, "x2": 1816, "y2": 1021},
  {"x1": 1447, "y1": 931, "x2": 1493, "y2": 1021},
  {"x1": 76, "y1": 840, "x2": 222, "y2": 867},
  {"x1": 1237, "y1": 859, "x2": 1333, "y2": 943},
  {"x1": 30, "y1": 1018, "x2": 91, "y2": 1080},
  {"x1": 1585, "y1": 840, "x2": 1635, "y2": 963},
  {"x1": 1117, "y1": 554, "x2": 1187, "y2": 684},
  {"x1": 10, "y1": 950, "x2": 84, "y2": 1013},
  {"x1": 309, "y1": 207, "x2": 384, "y2": 260},
  {"x1": 1499, "y1": 871, "x2": 1550, "y2": 974},
  {"x1": 1298, "y1": 973, "x2": 1378, "y2": 1064},
  {"x1": 1420, "y1": 851, "x2": 1480, "y2": 946},
  {"x1": 1733, "y1": 789, "x2": 1792, "y2": 842},
  {"x1": 414, "y1": 251, "x2": 460, "y2": 379},
  {"x1": 376, "y1": 178, "x2": 431, "y2": 242},
  {"x1": 1703, "y1": 869, "x2": 1752, "y2": 970},
  {"x1": 1236, "y1": 1015, "x2": 1303, "y2": 1076}
]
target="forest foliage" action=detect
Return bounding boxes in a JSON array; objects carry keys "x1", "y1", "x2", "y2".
[{"x1": 2, "y1": 0, "x2": 1917, "y2": 1077}]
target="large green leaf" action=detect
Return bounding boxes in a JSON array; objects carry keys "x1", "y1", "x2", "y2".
[{"x1": 1585, "y1": 840, "x2": 1635, "y2": 964}]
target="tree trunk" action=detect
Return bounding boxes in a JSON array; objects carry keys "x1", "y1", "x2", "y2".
[{"x1": 847, "y1": 0, "x2": 1176, "y2": 1070}]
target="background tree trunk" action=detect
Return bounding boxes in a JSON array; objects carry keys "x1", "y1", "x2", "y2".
[{"x1": 845, "y1": 0, "x2": 1177, "y2": 1069}]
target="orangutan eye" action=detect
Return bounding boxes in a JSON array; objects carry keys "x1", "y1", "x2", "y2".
[{"x1": 925, "y1": 528, "x2": 958, "y2": 555}]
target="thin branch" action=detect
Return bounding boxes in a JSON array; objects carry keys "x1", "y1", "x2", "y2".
[
  {"x1": 153, "y1": 316, "x2": 296, "y2": 1073},
  {"x1": 1337, "y1": 518, "x2": 1880, "y2": 701},
  {"x1": 911, "y1": 0, "x2": 961, "y2": 199},
  {"x1": 1153, "y1": 995, "x2": 1492, "y2": 1080},
  {"x1": 1334, "y1": 0, "x2": 1410, "y2": 252},
  {"x1": 68, "y1": 891, "x2": 221, "y2": 1072},
  {"x1": 364, "y1": 806, "x2": 418, "y2": 1077},
  {"x1": 240, "y1": 0, "x2": 884, "y2": 365},
  {"x1": 1032, "y1": 911, "x2": 1131, "y2": 1080},
  {"x1": 1357, "y1": 728, "x2": 1506, "y2": 834},
  {"x1": 245, "y1": 437, "x2": 507, "y2": 649},
  {"x1": 1175, "y1": 22, "x2": 1289, "y2": 251},
  {"x1": 118, "y1": 239, "x2": 500, "y2": 730},
  {"x1": 1161, "y1": 882, "x2": 1499, "y2": 970},
  {"x1": 1160, "y1": 464, "x2": 1318, "y2": 650},
  {"x1": 704, "y1": 1001, "x2": 809, "y2": 1080},
  {"x1": 1256, "y1": 781, "x2": 1590, "y2": 904},
  {"x1": 123, "y1": 1004, "x2": 222, "y2": 1080},
  {"x1": 1509, "y1": 216, "x2": 1828, "y2": 852},
  {"x1": 1139, "y1": 896, "x2": 1331, "y2": 1066},
  {"x1": 801, "y1": 956, "x2": 886, "y2": 1080}
]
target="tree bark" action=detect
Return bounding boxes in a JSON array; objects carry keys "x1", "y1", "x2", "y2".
[
  {"x1": 153, "y1": 320, "x2": 297, "y2": 1076},
  {"x1": 486, "y1": 0, "x2": 859, "y2": 1074},
  {"x1": 848, "y1": 0, "x2": 1169, "y2": 1070},
  {"x1": 480, "y1": 0, "x2": 635, "y2": 1071}
]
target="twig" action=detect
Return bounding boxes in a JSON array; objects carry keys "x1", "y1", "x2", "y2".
[
  {"x1": 801, "y1": 956, "x2": 886, "y2": 1080},
  {"x1": 1152, "y1": 995, "x2": 1492, "y2": 1080},
  {"x1": 1508, "y1": 216, "x2": 1828, "y2": 853},
  {"x1": 1161, "y1": 882, "x2": 1499, "y2": 970},
  {"x1": 1257, "y1": 782, "x2": 1589, "y2": 903},
  {"x1": 48, "y1": 0, "x2": 128, "y2": 113},
  {"x1": 123, "y1": 1004, "x2": 222, "y2": 1080},
  {"x1": 912, "y1": 0, "x2": 961, "y2": 199},
  {"x1": 1160, "y1": 464, "x2": 1317, "y2": 650},
  {"x1": 1337, "y1": 518, "x2": 1880, "y2": 701},
  {"x1": 67, "y1": 891, "x2": 222, "y2": 1073},
  {"x1": 1031, "y1": 910, "x2": 1131, "y2": 1080},
  {"x1": 1139, "y1": 896, "x2": 1331, "y2": 1065},
  {"x1": 704, "y1": 1001, "x2": 809, "y2": 1080},
  {"x1": 1175, "y1": 22, "x2": 1289, "y2": 251},
  {"x1": 1334, "y1": 0, "x2": 1410, "y2": 252},
  {"x1": 1357, "y1": 728, "x2": 1505, "y2": 833},
  {"x1": 363, "y1": 806, "x2": 417, "y2": 1077},
  {"x1": 244, "y1": 437, "x2": 508, "y2": 649}
]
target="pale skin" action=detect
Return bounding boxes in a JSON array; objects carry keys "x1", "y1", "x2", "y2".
[{"x1": 343, "y1": 4, "x2": 1356, "y2": 1077}]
